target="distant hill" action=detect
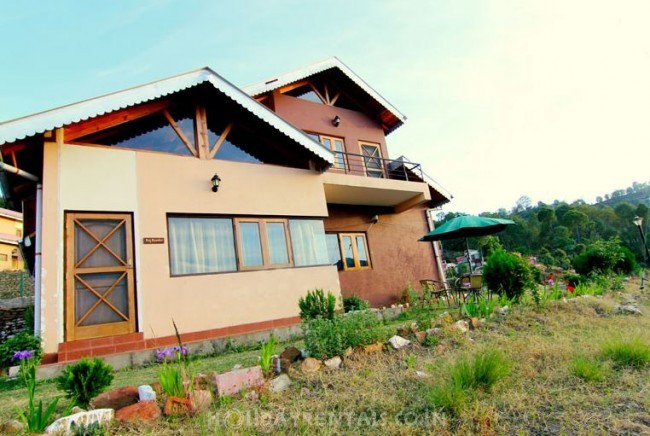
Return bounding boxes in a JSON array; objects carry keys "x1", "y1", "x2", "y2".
[{"x1": 597, "y1": 181, "x2": 650, "y2": 208}]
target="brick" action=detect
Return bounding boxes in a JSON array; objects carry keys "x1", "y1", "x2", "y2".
[{"x1": 212, "y1": 366, "x2": 264, "y2": 397}]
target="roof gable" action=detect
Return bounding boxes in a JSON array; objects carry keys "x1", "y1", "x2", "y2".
[
  {"x1": 243, "y1": 57, "x2": 406, "y2": 134},
  {"x1": 0, "y1": 68, "x2": 334, "y2": 167}
]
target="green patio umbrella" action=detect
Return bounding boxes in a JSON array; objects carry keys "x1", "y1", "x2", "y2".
[{"x1": 419, "y1": 215, "x2": 515, "y2": 272}]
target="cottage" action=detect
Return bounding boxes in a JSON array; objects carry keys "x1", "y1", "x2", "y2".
[{"x1": 0, "y1": 58, "x2": 450, "y2": 362}]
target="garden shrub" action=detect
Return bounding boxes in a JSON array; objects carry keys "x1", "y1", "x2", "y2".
[
  {"x1": 56, "y1": 357, "x2": 114, "y2": 408},
  {"x1": 298, "y1": 288, "x2": 336, "y2": 320},
  {"x1": 259, "y1": 335, "x2": 277, "y2": 375},
  {"x1": 342, "y1": 295, "x2": 370, "y2": 312},
  {"x1": 302, "y1": 312, "x2": 390, "y2": 358},
  {"x1": 0, "y1": 331, "x2": 43, "y2": 370},
  {"x1": 573, "y1": 238, "x2": 637, "y2": 275},
  {"x1": 483, "y1": 249, "x2": 533, "y2": 301}
]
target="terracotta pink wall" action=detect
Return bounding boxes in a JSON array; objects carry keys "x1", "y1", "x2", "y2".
[
  {"x1": 324, "y1": 204, "x2": 441, "y2": 308},
  {"x1": 272, "y1": 92, "x2": 390, "y2": 161}
]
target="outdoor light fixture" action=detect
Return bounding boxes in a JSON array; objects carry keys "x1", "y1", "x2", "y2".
[
  {"x1": 633, "y1": 216, "x2": 649, "y2": 290},
  {"x1": 211, "y1": 173, "x2": 221, "y2": 192},
  {"x1": 332, "y1": 115, "x2": 341, "y2": 127}
]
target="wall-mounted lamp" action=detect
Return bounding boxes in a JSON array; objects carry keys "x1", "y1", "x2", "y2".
[
  {"x1": 370, "y1": 214, "x2": 379, "y2": 224},
  {"x1": 633, "y1": 216, "x2": 649, "y2": 290},
  {"x1": 211, "y1": 173, "x2": 221, "y2": 192},
  {"x1": 332, "y1": 115, "x2": 341, "y2": 127}
]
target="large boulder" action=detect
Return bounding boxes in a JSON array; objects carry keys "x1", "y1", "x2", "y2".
[
  {"x1": 91, "y1": 386, "x2": 139, "y2": 410},
  {"x1": 270, "y1": 374, "x2": 292, "y2": 393},
  {"x1": 163, "y1": 396, "x2": 194, "y2": 417},
  {"x1": 115, "y1": 400, "x2": 161, "y2": 423},
  {"x1": 212, "y1": 366, "x2": 264, "y2": 397},
  {"x1": 46, "y1": 409, "x2": 114, "y2": 435},
  {"x1": 388, "y1": 336, "x2": 411, "y2": 350},
  {"x1": 280, "y1": 346, "x2": 302, "y2": 362}
]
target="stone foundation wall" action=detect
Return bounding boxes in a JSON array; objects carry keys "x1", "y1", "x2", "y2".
[{"x1": 0, "y1": 296, "x2": 33, "y2": 341}]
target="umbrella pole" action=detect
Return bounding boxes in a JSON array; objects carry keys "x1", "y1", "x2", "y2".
[{"x1": 466, "y1": 238, "x2": 473, "y2": 273}]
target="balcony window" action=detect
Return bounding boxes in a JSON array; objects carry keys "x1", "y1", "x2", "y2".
[{"x1": 327, "y1": 232, "x2": 371, "y2": 271}]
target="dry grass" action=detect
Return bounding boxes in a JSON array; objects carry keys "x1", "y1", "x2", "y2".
[{"x1": 1, "y1": 279, "x2": 649, "y2": 434}]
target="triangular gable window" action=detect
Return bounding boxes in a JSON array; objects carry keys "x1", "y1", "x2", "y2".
[
  {"x1": 207, "y1": 122, "x2": 261, "y2": 164},
  {"x1": 76, "y1": 107, "x2": 197, "y2": 157}
]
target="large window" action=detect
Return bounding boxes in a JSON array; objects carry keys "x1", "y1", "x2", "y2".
[
  {"x1": 168, "y1": 217, "x2": 237, "y2": 275},
  {"x1": 289, "y1": 219, "x2": 329, "y2": 267},
  {"x1": 326, "y1": 232, "x2": 371, "y2": 271},
  {"x1": 235, "y1": 218, "x2": 292, "y2": 269},
  {"x1": 307, "y1": 133, "x2": 346, "y2": 170},
  {"x1": 168, "y1": 216, "x2": 328, "y2": 276}
]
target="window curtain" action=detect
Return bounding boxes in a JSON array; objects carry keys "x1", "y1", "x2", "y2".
[
  {"x1": 168, "y1": 217, "x2": 236, "y2": 275},
  {"x1": 289, "y1": 219, "x2": 329, "y2": 266}
]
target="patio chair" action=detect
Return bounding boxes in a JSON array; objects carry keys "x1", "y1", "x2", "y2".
[
  {"x1": 454, "y1": 273, "x2": 483, "y2": 303},
  {"x1": 420, "y1": 279, "x2": 456, "y2": 307}
]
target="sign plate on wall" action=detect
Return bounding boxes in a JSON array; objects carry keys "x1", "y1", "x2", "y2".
[{"x1": 143, "y1": 237, "x2": 165, "y2": 244}]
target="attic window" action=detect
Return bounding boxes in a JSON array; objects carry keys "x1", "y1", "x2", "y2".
[
  {"x1": 283, "y1": 84, "x2": 325, "y2": 104},
  {"x1": 76, "y1": 107, "x2": 197, "y2": 157}
]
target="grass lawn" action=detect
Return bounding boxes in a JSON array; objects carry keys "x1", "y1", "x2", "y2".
[{"x1": 1, "y1": 279, "x2": 649, "y2": 434}]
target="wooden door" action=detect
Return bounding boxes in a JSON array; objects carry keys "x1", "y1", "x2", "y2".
[{"x1": 65, "y1": 213, "x2": 136, "y2": 341}]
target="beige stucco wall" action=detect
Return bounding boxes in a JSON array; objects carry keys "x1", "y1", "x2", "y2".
[{"x1": 40, "y1": 142, "x2": 340, "y2": 352}]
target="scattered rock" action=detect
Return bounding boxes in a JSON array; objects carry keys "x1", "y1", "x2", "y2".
[
  {"x1": 426, "y1": 328, "x2": 441, "y2": 336},
  {"x1": 454, "y1": 320, "x2": 469, "y2": 334},
  {"x1": 189, "y1": 390, "x2": 213, "y2": 414},
  {"x1": 498, "y1": 306, "x2": 510, "y2": 315},
  {"x1": 193, "y1": 373, "x2": 210, "y2": 391},
  {"x1": 270, "y1": 374, "x2": 292, "y2": 393},
  {"x1": 272, "y1": 356, "x2": 291, "y2": 374},
  {"x1": 409, "y1": 322, "x2": 419, "y2": 334},
  {"x1": 0, "y1": 420, "x2": 24, "y2": 434},
  {"x1": 232, "y1": 364, "x2": 243, "y2": 370},
  {"x1": 343, "y1": 347, "x2": 354, "y2": 357},
  {"x1": 280, "y1": 346, "x2": 302, "y2": 362},
  {"x1": 163, "y1": 396, "x2": 194, "y2": 417},
  {"x1": 324, "y1": 356, "x2": 342, "y2": 369},
  {"x1": 116, "y1": 400, "x2": 161, "y2": 423},
  {"x1": 46, "y1": 409, "x2": 114, "y2": 434},
  {"x1": 396, "y1": 325, "x2": 410, "y2": 336},
  {"x1": 362, "y1": 342, "x2": 384, "y2": 353},
  {"x1": 388, "y1": 335, "x2": 411, "y2": 350},
  {"x1": 468, "y1": 317, "x2": 481, "y2": 330},
  {"x1": 415, "y1": 371, "x2": 430, "y2": 378},
  {"x1": 91, "y1": 386, "x2": 139, "y2": 410},
  {"x1": 138, "y1": 385, "x2": 156, "y2": 402},
  {"x1": 300, "y1": 357, "x2": 322, "y2": 375},
  {"x1": 414, "y1": 331, "x2": 427, "y2": 344},
  {"x1": 615, "y1": 304, "x2": 643, "y2": 315},
  {"x1": 212, "y1": 366, "x2": 264, "y2": 397},
  {"x1": 562, "y1": 298, "x2": 569, "y2": 303}
]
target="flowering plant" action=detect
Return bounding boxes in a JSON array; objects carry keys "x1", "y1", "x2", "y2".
[
  {"x1": 157, "y1": 345, "x2": 193, "y2": 398},
  {"x1": 14, "y1": 350, "x2": 60, "y2": 433},
  {"x1": 156, "y1": 345, "x2": 188, "y2": 363}
]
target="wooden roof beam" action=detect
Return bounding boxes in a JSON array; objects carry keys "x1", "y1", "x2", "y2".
[{"x1": 64, "y1": 99, "x2": 172, "y2": 142}]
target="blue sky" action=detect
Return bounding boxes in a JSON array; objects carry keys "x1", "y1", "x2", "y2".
[{"x1": 1, "y1": 1, "x2": 649, "y2": 213}]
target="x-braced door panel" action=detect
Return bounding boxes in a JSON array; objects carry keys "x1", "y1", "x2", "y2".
[{"x1": 65, "y1": 213, "x2": 136, "y2": 341}]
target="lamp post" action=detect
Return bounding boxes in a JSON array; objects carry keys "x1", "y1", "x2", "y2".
[{"x1": 633, "y1": 216, "x2": 649, "y2": 290}]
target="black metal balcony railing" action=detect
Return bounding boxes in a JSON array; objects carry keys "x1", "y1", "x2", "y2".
[{"x1": 331, "y1": 151, "x2": 424, "y2": 182}]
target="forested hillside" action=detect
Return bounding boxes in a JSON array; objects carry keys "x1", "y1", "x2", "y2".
[{"x1": 440, "y1": 181, "x2": 649, "y2": 268}]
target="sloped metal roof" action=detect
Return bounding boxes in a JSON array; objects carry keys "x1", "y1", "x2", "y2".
[
  {"x1": 243, "y1": 57, "x2": 406, "y2": 125},
  {"x1": 0, "y1": 68, "x2": 334, "y2": 165}
]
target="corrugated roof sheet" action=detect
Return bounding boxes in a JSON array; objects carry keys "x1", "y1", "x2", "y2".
[
  {"x1": 0, "y1": 68, "x2": 334, "y2": 165},
  {"x1": 242, "y1": 57, "x2": 407, "y2": 124}
]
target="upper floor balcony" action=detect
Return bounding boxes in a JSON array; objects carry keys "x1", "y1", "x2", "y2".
[{"x1": 322, "y1": 151, "x2": 445, "y2": 212}]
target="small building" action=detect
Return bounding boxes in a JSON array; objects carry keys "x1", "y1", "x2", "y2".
[
  {"x1": 0, "y1": 58, "x2": 450, "y2": 362},
  {"x1": 0, "y1": 207, "x2": 24, "y2": 270}
]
